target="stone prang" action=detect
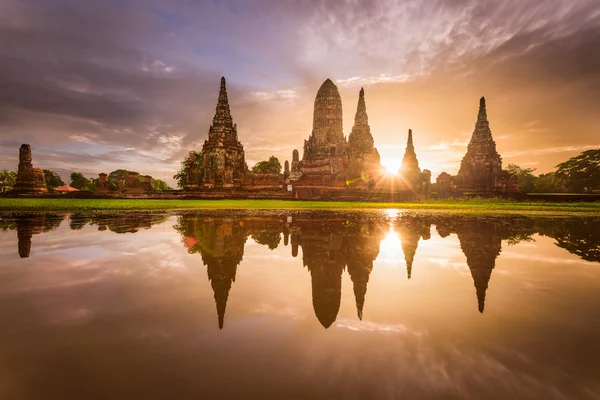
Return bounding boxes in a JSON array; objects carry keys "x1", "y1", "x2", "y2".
[
  {"x1": 457, "y1": 97, "x2": 503, "y2": 190},
  {"x1": 199, "y1": 77, "x2": 247, "y2": 189},
  {"x1": 11, "y1": 144, "x2": 48, "y2": 193},
  {"x1": 347, "y1": 87, "x2": 381, "y2": 187}
]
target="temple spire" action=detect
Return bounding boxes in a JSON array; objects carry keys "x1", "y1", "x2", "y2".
[
  {"x1": 477, "y1": 96, "x2": 488, "y2": 123},
  {"x1": 212, "y1": 76, "x2": 233, "y2": 130},
  {"x1": 406, "y1": 129, "x2": 414, "y2": 153},
  {"x1": 401, "y1": 129, "x2": 420, "y2": 173},
  {"x1": 354, "y1": 87, "x2": 368, "y2": 126}
]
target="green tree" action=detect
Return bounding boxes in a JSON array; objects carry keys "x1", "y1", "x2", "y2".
[
  {"x1": 70, "y1": 172, "x2": 92, "y2": 190},
  {"x1": 252, "y1": 156, "x2": 282, "y2": 174},
  {"x1": 0, "y1": 170, "x2": 17, "y2": 192},
  {"x1": 152, "y1": 179, "x2": 172, "y2": 191},
  {"x1": 173, "y1": 151, "x2": 203, "y2": 189},
  {"x1": 532, "y1": 172, "x2": 567, "y2": 193},
  {"x1": 555, "y1": 149, "x2": 600, "y2": 193},
  {"x1": 43, "y1": 169, "x2": 64, "y2": 191},
  {"x1": 506, "y1": 164, "x2": 537, "y2": 193}
]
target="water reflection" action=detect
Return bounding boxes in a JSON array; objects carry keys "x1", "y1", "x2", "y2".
[
  {"x1": 2, "y1": 212, "x2": 599, "y2": 328},
  {"x1": 1, "y1": 211, "x2": 599, "y2": 399},
  {"x1": 170, "y1": 212, "x2": 599, "y2": 329},
  {"x1": 0, "y1": 214, "x2": 62, "y2": 258}
]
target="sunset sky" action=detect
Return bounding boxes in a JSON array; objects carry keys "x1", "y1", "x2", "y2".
[{"x1": 1, "y1": 0, "x2": 599, "y2": 186}]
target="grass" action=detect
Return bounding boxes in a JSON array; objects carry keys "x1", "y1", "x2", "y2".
[{"x1": 0, "y1": 198, "x2": 599, "y2": 216}]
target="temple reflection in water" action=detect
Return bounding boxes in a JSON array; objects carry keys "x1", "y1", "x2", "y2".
[
  {"x1": 170, "y1": 212, "x2": 599, "y2": 328},
  {"x1": 2, "y1": 212, "x2": 599, "y2": 329}
]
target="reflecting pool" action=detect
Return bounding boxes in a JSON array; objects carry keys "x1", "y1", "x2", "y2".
[{"x1": 0, "y1": 211, "x2": 599, "y2": 399}]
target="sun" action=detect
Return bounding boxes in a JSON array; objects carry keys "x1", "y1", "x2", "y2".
[{"x1": 381, "y1": 158, "x2": 400, "y2": 175}]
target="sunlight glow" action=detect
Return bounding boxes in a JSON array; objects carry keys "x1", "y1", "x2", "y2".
[
  {"x1": 378, "y1": 228, "x2": 403, "y2": 262},
  {"x1": 381, "y1": 158, "x2": 400, "y2": 175},
  {"x1": 385, "y1": 209, "x2": 400, "y2": 219}
]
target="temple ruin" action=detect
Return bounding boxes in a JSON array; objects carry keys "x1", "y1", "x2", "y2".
[
  {"x1": 289, "y1": 80, "x2": 382, "y2": 197},
  {"x1": 6, "y1": 79, "x2": 520, "y2": 200},
  {"x1": 95, "y1": 171, "x2": 155, "y2": 194},
  {"x1": 186, "y1": 77, "x2": 248, "y2": 190},
  {"x1": 296, "y1": 79, "x2": 347, "y2": 187},
  {"x1": 436, "y1": 97, "x2": 519, "y2": 196},
  {"x1": 11, "y1": 144, "x2": 48, "y2": 193},
  {"x1": 346, "y1": 88, "x2": 381, "y2": 188}
]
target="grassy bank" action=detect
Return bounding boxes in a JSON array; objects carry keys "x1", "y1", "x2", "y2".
[{"x1": 0, "y1": 198, "x2": 599, "y2": 216}]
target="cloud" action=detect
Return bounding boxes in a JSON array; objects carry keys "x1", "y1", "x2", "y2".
[{"x1": 0, "y1": 0, "x2": 598, "y2": 184}]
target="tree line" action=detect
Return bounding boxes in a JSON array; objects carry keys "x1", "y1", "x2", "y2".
[
  {"x1": 0, "y1": 169, "x2": 171, "y2": 192},
  {"x1": 507, "y1": 149, "x2": 600, "y2": 193}
]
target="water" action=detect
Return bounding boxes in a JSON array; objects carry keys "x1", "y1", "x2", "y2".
[{"x1": 0, "y1": 211, "x2": 599, "y2": 400}]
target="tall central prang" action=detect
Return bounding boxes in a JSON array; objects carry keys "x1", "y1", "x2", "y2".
[{"x1": 300, "y1": 79, "x2": 347, "y2": 179}]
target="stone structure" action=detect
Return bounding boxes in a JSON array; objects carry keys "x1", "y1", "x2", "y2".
[
  {"x1": 244, "y1": 173, "x2": 283, "y2": 190},
  {"x1": 456, "y1": 97, "x2": 502, "y2": 190},
  {"x1": 401, "y1": 129, "x2": 420, "y2": 177},
  {"x1": 97, "y1": 170, "x2": 154, "y2": 194},
  {"x1": 436, "y1": 97, "x2": 518, "y2": 196},
  {"x1": 283, "y1": 160, "x2": 290, "y2": 181},
  {"x1": 399, "y1": 129, "x2": 431, "y2": 197},
  {"x1": 290, "y1": 81, "x2": 389, "y2": 197},
  {"x1": 346, "y1": 88, "x2": 381, "y2": 188},
  {"x1": 296, "y1": 79, "x2": 348, "y2": 186},
  {"x1": 11, "y1": 144, "x2": 48, "y2": 193},
  {"x1": 125, "y1": 172, "x2": 143, "y2": 194},
  {"x1": 95, "y1": 173, "x2": 116, "y2": 193},
  {"x1": 142, "y1": 175, "x2": 154, "y2": 192},
  {"x1": 197, "y1": 77, "x2": 247, "y2": 189},
  {"x1": 435, "y1": 172, "x2": 455, "y2": 196},
  {"x1": 289, "y1": 149, "x2": 302, "y2": 181},
  {"x1": 118, "y1": 172, "x2": 125, "y2": 189}
]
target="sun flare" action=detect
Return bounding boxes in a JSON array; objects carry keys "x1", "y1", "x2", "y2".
[{"x1": 381, "y1": 159, "x2": 400, "y2": 175}]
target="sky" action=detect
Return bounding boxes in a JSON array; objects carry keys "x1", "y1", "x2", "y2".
[{"x1": 0, "y1": 0, "x2": 599, "y2": 186}]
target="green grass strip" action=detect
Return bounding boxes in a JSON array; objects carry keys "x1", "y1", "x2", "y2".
[{"x1": 0, "y1": 198, "x2": 599, "y2": 216}]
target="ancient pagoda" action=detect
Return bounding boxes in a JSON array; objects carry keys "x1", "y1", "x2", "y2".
[
  {"x1": 400, "y1": 129, "x2": 420, "y2": 177},
  {"x1": 347, "y1": 88, "x2": 381, "y2": 187},
  {"x1": 11, "y1": 144, "x2": 48, "y2": 193},
  {"x1": 436, "y1": 97, "x2": 519, "y2": 196},
  {"x1": 298, "y1": 79, "x2": 347, "y2": 181},
  {"x1": 397, "y1": 130, "x2": 431, "y2": 197},
  {"x1": 198, "y1": 77, "x2": 247, "y2": 189},
  {"x1": 456, "y1": 97, "x2": 503, "y2": 191}
]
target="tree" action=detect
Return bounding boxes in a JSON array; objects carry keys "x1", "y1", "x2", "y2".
[
  {"x1": 506, "y1": 164, "x2": 537, "y2": 193},
  {"x1": 152, "y1": 179, "x2": 172, "y2": 191},
  {"x1": 252, "y1": 156, "x2": 282, "y2": 174},
  {"x1": 70, "y1": 172, "x2": 92, "y2": 190},
  {"x1": 555, "y1": 149, "x2": 600, "y2": 193},
  {"x1": 0, "y1": 170, "x2": 17, "y2": 192},
  {"x1": 532, "y1": 172, "x2": 567, "y2": 193},
  {"x1": 173, "y1": 151, "x2": 203, "y2": 189},
  {"x1": 43, "y1": 169, "x2": 64, "y2": 191}
]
